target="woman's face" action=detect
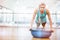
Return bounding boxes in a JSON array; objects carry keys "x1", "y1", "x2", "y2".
[{"x1": 39, "y1": 4, "x2": 46, "y2": 11}]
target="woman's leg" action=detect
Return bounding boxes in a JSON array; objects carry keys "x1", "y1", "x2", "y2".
[
  {"x1": 42, "y1": 22, "x2": 46, "y2": 29},
  {"x1": 36, "y1": 23, "x2": 40, "y2": 28}
]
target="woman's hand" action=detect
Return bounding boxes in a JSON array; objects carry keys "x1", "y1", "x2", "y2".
[
  {"x1": 29, "y1": 25, "x2": 32, "y2": 31},
  {"x1": 50, "y1": 27, "x2": 54, "y2": 32},
  {"x1": 29, "y1": 21, "x2": 33, "y2": 31}
]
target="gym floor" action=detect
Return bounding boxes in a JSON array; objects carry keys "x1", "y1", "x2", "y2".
[{"x1": 0, "y1": 26, "x2": 60, "y2": 40}]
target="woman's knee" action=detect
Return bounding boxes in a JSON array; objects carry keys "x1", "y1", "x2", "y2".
[
  {"x1": 36, "y1": 23, "x2": 40, "y2": 27},
  {"x1": 42, "y1": 22, "x2": 46, "y2": 27}
]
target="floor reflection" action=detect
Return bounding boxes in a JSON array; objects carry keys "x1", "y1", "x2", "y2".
[
  {"x1": 32, "y1": 37, "x2": 50, "y2": 40},
  {"x1": 0, "y1": 27, "x2": 60, "y2": 40}
]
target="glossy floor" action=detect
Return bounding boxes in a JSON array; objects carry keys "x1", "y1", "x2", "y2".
[{"x1": 0, "y1": 27, "x2": 60, "y2": 40}]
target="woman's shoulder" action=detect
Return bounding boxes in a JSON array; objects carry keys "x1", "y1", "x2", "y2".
[
  {"x1": 34, "y1": 8, "x2": 39, "y2": 11},
  {"x1": 34, "y1": 8, "x2": 39, "y2": 13},
  {"x1": 45, "y1": 9, "x2": 50, "y2": 12},
  {"x1": 45, "y1": 9, "x2": 50, "y2": 14}
]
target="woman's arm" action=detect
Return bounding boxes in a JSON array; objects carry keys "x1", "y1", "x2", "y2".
[
  {"x1": 30, "y1": 9, "x2": 38, "y2": 28},
  {"x1": 46, "y1": 9, "x2": 52, "y2": 29}
]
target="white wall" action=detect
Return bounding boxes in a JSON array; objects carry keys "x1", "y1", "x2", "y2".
[
  {"x1": 0, "y1": 0, "x2": 58, "y2": 13},
  {"x1": 0, "y1": 0, "x2": 60, "y2": 26}
]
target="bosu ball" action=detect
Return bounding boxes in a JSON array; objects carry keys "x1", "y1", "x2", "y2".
[{"x1": 30, "y1": 28, "x2": 53, "y2": 38}]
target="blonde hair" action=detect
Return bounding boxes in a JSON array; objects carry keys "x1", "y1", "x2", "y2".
[{"x1": 40, "y1": 3, "x2": 46, "y2": 6}]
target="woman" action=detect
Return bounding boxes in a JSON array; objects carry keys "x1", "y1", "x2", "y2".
[{"x1": 30, "y1": 3, "x2": 52, "y2": 29}]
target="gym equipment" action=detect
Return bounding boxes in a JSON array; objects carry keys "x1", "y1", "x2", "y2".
[{"x1": 30, "y1": 28, "x2": 53, "y2": 38}]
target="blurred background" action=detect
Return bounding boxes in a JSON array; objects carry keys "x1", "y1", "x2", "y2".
[
  {"x1": 0, "y1": 0, "x2": 60, "y2": 27},
  {"x1": 0, "y1": 0, "x2": 60, "y2": 40}
]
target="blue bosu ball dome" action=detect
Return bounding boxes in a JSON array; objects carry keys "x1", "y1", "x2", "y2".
[{"x1": 30, "y1": 29, "x2": 53, "y2": 38}]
